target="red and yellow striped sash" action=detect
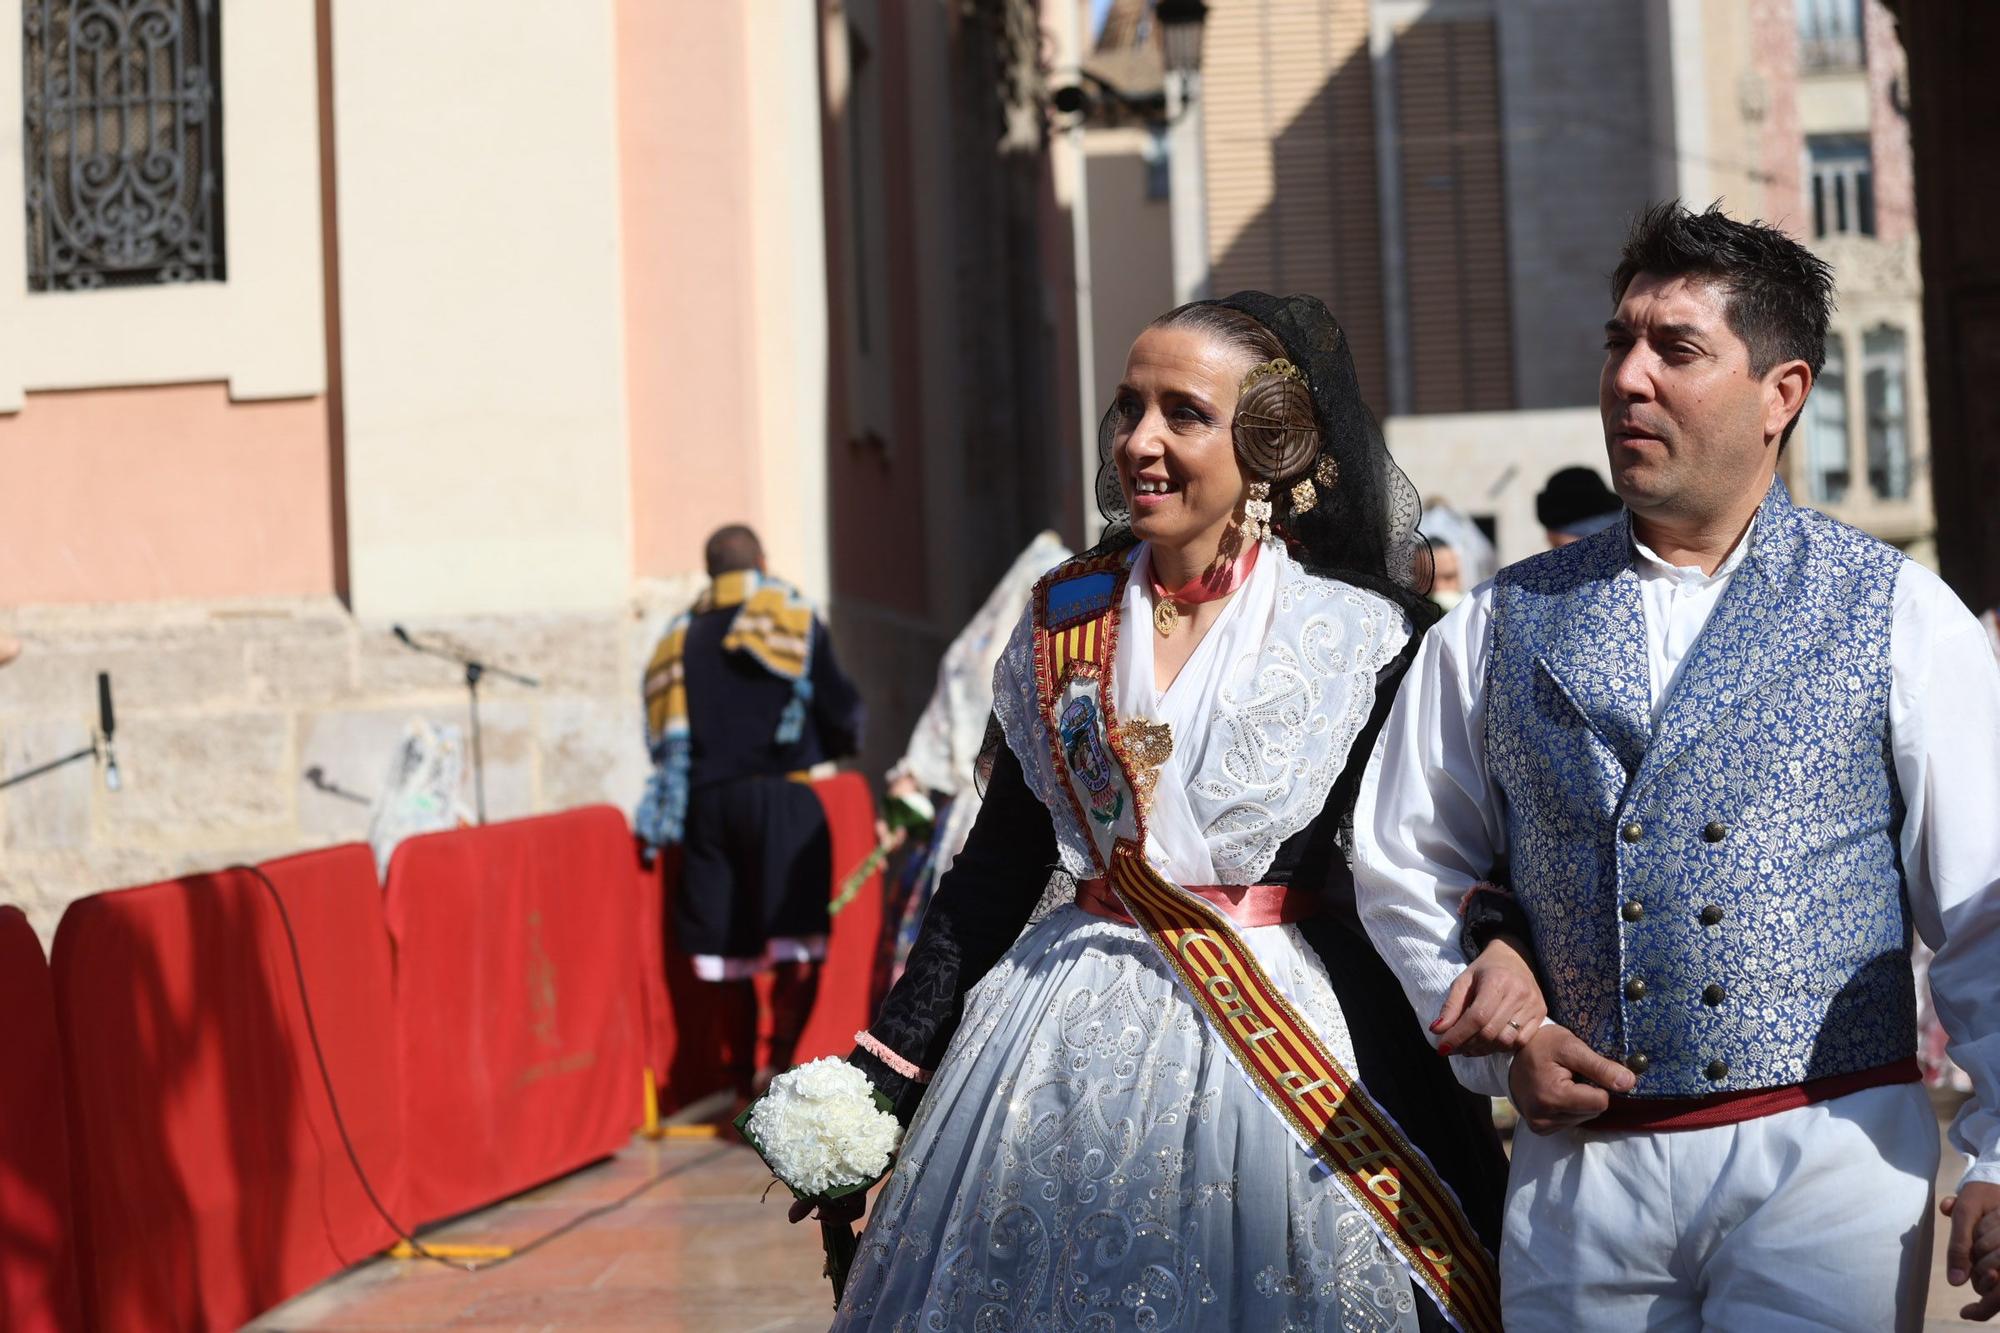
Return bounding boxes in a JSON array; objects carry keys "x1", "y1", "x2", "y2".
[{"x1": 1106, "y1": 842, "x2": 1502, "y2": 1331}]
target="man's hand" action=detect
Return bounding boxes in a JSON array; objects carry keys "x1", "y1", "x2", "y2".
[
  {"x1": 1507, "y1": 1023, "x2": 1637, "y2": 1135},
  {"x1": 1942, "y1": 1182, "x2": 2000, "y2": 1320},
  {"x1": 789, "y1": 1190, "x2": 867, "y2": 1226},
  {"x1": 1432, "y1": 934, "x2": 1548, "y2": 1057}
]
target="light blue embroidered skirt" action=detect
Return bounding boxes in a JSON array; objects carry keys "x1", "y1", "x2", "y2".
[{"x1": 832, "y1": 906, "x2": 1419, "y2": 1333}]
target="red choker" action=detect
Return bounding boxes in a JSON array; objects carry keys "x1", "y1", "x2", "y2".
[{"x1": 1149, "y1": 540, "x2": 1260, "y2": 635}]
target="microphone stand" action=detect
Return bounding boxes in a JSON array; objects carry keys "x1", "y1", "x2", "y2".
[
  {"x1": 390, "y1": 626, "x2": 540, "y2": 824},
  {"x1": 0, "y1": 671, "x2": 119, "y2": 793}
]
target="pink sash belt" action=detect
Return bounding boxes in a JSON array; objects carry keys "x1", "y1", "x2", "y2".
[{"x1": 1075, "y1": 875, "x2": 1315, "y2": 927}]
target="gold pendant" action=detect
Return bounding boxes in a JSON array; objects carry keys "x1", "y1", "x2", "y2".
[
  {"x1": 1153, "y1": 596, "x2": 1181, "y2": 636},
  {"x1": 1111, "y1": 716, "x2": 1175, "y2": 823}
]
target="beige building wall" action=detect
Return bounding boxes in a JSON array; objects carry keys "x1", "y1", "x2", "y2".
[
  {"x1": 1082, "y1": 128, "x2": 1174, "y2": 408},
  {"x1": 330, "y1": 0, "x2": 633, "y2": 619},
  {"x1": 1388, "y1": 408, "x2": 1608, "y2": 566},
  {"x1": 1696, "y1": 0, "x2": 1768, "y2": 220}
]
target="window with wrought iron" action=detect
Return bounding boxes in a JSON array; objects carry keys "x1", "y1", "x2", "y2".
[
  {"x1": 22, "y1": 0, "x2": 224, "y2": 292},
  {"x1": 1805, "y1": 331, "x2": 1850, "y2": 504},
  {"x1": 1862, "y1": 324, "x2": 1910, "y2": 501},
  {"x1": 1797, "y1": 0, "x2": 1864, "y2": 74},
  {"x1": 1808, "y1": 135, "x2": 1874, "y2": 239}
]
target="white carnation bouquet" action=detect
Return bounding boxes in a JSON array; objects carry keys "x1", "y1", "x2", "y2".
[{"x1": 735, "y1": 1057, "x2": 901, "y2": 1303}]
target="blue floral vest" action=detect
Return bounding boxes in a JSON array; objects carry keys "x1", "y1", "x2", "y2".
[{"x1": 1485, "y1": 481, "x2": 1914, "y2": 1097}]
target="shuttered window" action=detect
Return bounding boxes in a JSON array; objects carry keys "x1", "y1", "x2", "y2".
[
  {"x1": 1201, "y1": 0, "x2": 1389, "y2": 412},
  {"x1": 1391, "y1": 16, "x2": 1513, "y2": 413}
]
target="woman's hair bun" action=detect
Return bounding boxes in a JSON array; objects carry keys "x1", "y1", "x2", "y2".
[{"x1": 1233, "y1": 371, "x2": 1320, "y2": 482}]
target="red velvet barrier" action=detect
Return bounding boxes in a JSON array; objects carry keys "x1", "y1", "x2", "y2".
[
  {"x1": 53, "y1": 846, "x2": 402, "y2": 1332},
  {"x1": 0, "y1": 907, "x2": 82, "y2": 1333},
  {"x1": 387, "y1": 806, "x2": 644, "y2": 1225},
  {"x1": 795, "y1": 772, "x2": 885, "y2": 1063}
]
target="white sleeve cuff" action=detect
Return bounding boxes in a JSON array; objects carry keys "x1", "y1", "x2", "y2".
[{"x1": 1449, "y1": 1050, "x2": 1514, "y2": 1101}]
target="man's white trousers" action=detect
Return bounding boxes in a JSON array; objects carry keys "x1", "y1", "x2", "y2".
[{"x1": 1501, "y1": 1083, "x2": 1940, "y2": 1331}]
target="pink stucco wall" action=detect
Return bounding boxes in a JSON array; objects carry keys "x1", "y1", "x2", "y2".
[
  {"x1": 616, "y1": 0, "x2": 765, "y2": 580},
  {"x1": 0, "y1": 385, "x2": 335, "y2": 605}
]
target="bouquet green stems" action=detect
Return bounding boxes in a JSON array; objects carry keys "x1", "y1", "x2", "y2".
[
  {"x1": 830, "y1": 789, "x2": 936, "y2": 916},
  {"x1": 733, "y1": 1063, "x2": 900, "y2": 1309},
  {"x1": 819, "y1": 1215, "x2": 862, "y2": 1305}
]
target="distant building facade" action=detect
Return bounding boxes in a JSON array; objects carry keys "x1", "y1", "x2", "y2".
[{"x1": 1085, "y1": 0, "x2": 1931, "y2": 564}]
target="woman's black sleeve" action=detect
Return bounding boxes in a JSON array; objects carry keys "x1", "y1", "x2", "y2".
[{"x1": 848, "y1": 735, "x2": 1060, "y2": 1121}]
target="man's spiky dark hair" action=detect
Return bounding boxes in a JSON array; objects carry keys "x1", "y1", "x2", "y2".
[{"x1": 1612, "y1": 201, "x2": 1835, "y2": 444}]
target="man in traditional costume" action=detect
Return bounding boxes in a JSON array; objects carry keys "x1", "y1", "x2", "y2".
[
  {"x1": 638, "y1": 524, "x2": 864, "y2": 1089},
  {"x1": 1355, "y1": 202, "x2": 2000, "y2": 1328}
]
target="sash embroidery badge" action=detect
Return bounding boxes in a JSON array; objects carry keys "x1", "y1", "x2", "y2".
[{"x1": 1058, "y1": 694, "x2": 1124, "y2": 827}]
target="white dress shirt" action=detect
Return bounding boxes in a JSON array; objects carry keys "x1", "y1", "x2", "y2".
[{"x1": 1352, "y1": 524, "x2": 2000, "y2": 1187}]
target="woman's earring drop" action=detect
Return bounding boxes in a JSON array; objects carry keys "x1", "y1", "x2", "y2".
[{"x1": 1243, "y1": 480, "x2": 1274, "y2": 544}]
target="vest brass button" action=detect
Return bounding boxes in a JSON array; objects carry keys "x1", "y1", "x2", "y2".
[
  {"x1": 1624, "y1": 978, "x2": 1647, "y2": 1001},
  {"x1": 1621, "y1": 899, "x2": 1645, "y2": 922},
  {"x1": 1702, "y1": 983, "x2": 1726, "y2": 1006},
  {"x1": 1621, "y1": 821, "x2": 1645, "y2": 843},
  {"x1": 1700, "y1": 905, "x2": 1725, "y2": 926},
  {"x1": 1705, "y1": 1059, "x2": 1730, "y2": 1081},
  {"x1": 1703, "y1": 821, "x2": 1729, "y2": 843},
  {"x1": 1626, "y1": 1052, "x2": 1651, "y2": 1074}
]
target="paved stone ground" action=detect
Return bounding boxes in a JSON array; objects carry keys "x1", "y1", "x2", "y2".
[
  {"x1": 249, "y1": 1136, "x2": 834, "y2": 1332},
  {"x1": 253, "y1": 1111, "x2": 1990, "y2": 1331}
]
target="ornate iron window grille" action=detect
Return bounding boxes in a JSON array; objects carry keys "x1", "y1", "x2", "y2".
[{"x1": 23, "y1": 0, "x2": 224, "y2": 292}]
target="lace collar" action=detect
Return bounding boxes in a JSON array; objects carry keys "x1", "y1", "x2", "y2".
[{"x1": 993, "y1": 542, "x2": 1411, "y2": 889}]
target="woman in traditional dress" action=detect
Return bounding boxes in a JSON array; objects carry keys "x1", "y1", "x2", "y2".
[{"x1": 816, "y1": 294, "x2": 1544, "y2": 1332}]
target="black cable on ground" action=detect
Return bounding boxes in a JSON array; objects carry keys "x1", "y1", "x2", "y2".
[{"x1": 236, "y1": 863, "x2": 733, "y2": 1273}]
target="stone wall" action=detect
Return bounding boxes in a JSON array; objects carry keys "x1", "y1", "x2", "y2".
[{"x1": 0, "y1": 579, "x2": 702, "y2": 947}]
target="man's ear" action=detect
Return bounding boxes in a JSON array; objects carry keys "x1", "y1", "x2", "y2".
[{"x1": 1767, "y1": 358, "x2": 1813, "y2": 445}]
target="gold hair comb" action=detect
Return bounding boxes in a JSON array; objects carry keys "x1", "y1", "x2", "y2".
[{"x1": 1241, "y1": 357, "x2": 1303, "y2": 392}]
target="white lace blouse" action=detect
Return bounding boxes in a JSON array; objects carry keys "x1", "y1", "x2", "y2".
[{"x1": 992, "y1": 539, "x2": 1411, "y2": 895}]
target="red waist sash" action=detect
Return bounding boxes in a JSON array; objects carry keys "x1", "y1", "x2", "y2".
[
  {"x1": 1076, "y1": 876, "x2": 1315, "y2": 927},
  {"x1": 1589, "y1": 1057, "x2": 1920, "y2": 1133}
]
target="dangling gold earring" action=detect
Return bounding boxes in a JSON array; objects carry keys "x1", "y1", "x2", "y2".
[{"x1": 1243, "y1": 480, "x2": 1273, "y2": 544}]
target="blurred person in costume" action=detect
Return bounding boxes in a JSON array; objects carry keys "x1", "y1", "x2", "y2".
[
  {"x1": 805, "y1": 294, "x2": 1544, "y2": 1333},
  {"x1": 879, "y1": 530, "x2": 1072, "y2": 984},
  {"x1": 637, "y1": 524, "x2": 865, "y2": 1092},
  {"x1": 1535, "y1": 463, "x2": 1622, "y2": 547},
  {"x1": 1415, "y1": 502, "x2": 1497, "y2": 613},
  {"x1": 1355, "y1": 203, "x2": 2000, "y2": 1329}
]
